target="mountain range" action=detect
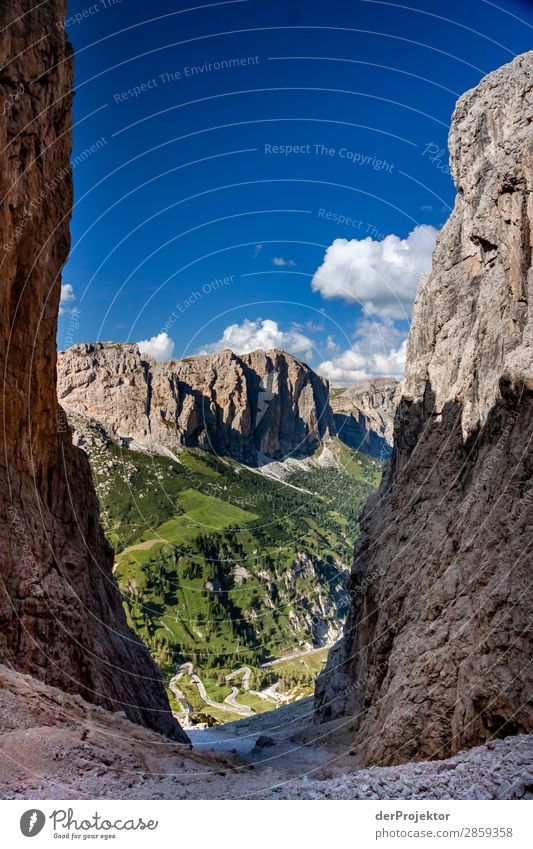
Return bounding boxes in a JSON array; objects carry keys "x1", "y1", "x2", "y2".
[{"x1": 58, "y1": 342, "x2": 397, "y2": 463}]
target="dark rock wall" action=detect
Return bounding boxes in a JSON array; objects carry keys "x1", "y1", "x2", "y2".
[{"x1": 0, "y1": 0, "x2": 186, "y2": 742}]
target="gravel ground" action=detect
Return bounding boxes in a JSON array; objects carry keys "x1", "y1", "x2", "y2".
[{"x1": 272, "y1": 735, "x2": 533, "y2": 800}]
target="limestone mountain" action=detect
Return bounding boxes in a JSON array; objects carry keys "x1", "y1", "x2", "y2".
[
  {"x1": 0, "y1": 0, "x2": 185, "y2": 742},
  {"x1": 58, "y1": 343, "x2": 398, "y2": 465},
  {"x1": 58, "y1": 344, "x2": 336, "y2": 465},
  {"x1": 316, "y1": 51, "x2": 533, "y2": 765},
  {"x1": 329, "y1": 378, "x2": 401, "y2": 458}
]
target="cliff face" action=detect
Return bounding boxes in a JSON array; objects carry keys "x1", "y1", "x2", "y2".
[
  {"x1": 0, "y1": 0, "x2": 186, "y2": 742},
  {"x1": 329, "y1": 379, "x2": 400, "y2": 457},
  {"x1": 316, "y1": 52, "x2": 533, "y2": 764},
  {"x1": 57, "y1": 344, "x2": 335, "y2": 464}
]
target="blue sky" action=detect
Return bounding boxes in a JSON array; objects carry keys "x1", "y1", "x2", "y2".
[{"x1": 59, "y1": 0, "x2": 533, "y2": 382}]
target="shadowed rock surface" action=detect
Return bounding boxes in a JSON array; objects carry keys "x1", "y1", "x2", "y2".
[
  {"x1": 316, "y1": 51, "x2": 533, "y2": 765},
  {"x1": 0, "y1": 0, "x2": 186, "y2": 742}
]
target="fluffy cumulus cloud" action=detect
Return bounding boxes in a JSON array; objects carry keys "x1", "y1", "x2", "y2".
[
  {"x1": 59, "y1": 283, "x2": 76, "y2": 315},
  {"x1": 61, "y1": 283, "x2": 75, "y2": 303},
  {"x1": 137, "y1": 331, "x2": 175, "y2": 361},
  {"x1": 317, "y1": 319, "x2": 407, "y2": 384},
  {"x1": 325, "y1": 335, "x2": 340, "y2": 354},
  {"x1": 311, "y1": 224, "x2": 437, "y2": 320},
  {"x1": 200, "y1": 318, "x2": 314, "y2": 360}
]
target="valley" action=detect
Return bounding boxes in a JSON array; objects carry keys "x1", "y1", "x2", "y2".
[
  {"x1": 89, "y1": 430, "x2": 380, "y2": 725},
  {"x1": 57, "y1": 343, "x2": 388, "y2": 727},
  {"x1": 169, "y1": 649, "x2": 330, "y2": 726},
  {"x1": 74, "y1": 416, "x2": 380, "y2": 726}
]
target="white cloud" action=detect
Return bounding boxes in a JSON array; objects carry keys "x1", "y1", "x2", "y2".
[
  {"x1": 317, "y1": 319, "x2": 407, "y2": 384},
  {"x1": 61, "y1": 283, "x2": 75, "y2": 303},
  {"x1": 59, "y1": 283, "x2": 76, "y2": 315},
  {"x1": 325, "y1": 335, "x2": 340, "y2": 354},
  {"x1": 137, "y1": 332, "x2": 175, "y2": 362},
  {"x1": 200, "y1": 318, "x2": 314, "y2": 360},
  {"x1": 311, "y1": 224, "x2": 437, "y2": 320},
  {"x1": 304, "y1": 320, "x2": 325, "y2": 332},
  {"x1": 272, "y1": 256, "x2": 296, "y2": 267}
]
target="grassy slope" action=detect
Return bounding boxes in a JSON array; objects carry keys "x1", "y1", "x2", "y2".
[{"x1": 86, "y1": 438, "x2": 381, "y2": 724}]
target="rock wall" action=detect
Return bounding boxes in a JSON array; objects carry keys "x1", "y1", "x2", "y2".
[
  {"x1": 316, "y1": 52, "x2": 533, "y2": 765},
  {"x1": 0, "y1": 0, "x2": 186, "y2": 742},
  {"x1": 329, "y1": 378, "x2": 400, "y2": 457},
  {"x1": 58, "y1": 344, "x2": 335, "y2": 464}
]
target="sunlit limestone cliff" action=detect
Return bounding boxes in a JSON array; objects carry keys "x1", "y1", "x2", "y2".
[{"x1": 317, "y1": 51, "x2": 533, "y2": 765}]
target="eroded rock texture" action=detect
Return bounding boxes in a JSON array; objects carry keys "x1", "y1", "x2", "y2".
[
  {"x1": 329, "y1": 378, "x2": 400, "y2": 457},
  {"x1": 316, "y1": 52, "x2": 533, "y2": 765},
  {"x1": 0, "y1": 0, "x2": 186, "y2": 742},
  {"x1": 58, "y1": 344, "x2": 334, "y2": 464}
]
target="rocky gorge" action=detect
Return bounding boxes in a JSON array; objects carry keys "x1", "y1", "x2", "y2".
[{"x1": 0, "y1": 0, "x2": 531, "y2": 803}]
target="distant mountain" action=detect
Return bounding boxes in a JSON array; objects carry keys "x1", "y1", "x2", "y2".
[
  {"x1": 58, "y1": 344, "x2": 335, "y2": 465},
  {"x1": 58, "y1": 343, "x2": 398, "y2": 464},
  {"x1": 329, "y1": 378, "x2": 401, "y2": 458}
]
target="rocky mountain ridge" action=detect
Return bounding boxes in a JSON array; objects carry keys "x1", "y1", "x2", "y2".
[
  {"x1": 316, "y1": 51, "x2": 533, "y2": 765},
  {"x1": 57, "y1": 343, "x2": 397, "y2": 463},
  {"x1": 58, "y1": 344, "x2": 335, "y2": 464},
  {"x1": 329, "y1": 378, "x2": 401, "y2": 457}
]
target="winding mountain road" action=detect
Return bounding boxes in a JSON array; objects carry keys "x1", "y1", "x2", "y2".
[
  {"x1": 261, "y1": 644, "x2": 330, "y2": 668},
  {"x1": 170, "y1": 662, "x2": 293, "y2": 722},
  {"x1": 172, "y1": 663, "x2": 252, "y2": 717},
  {"x1": 225, "y1": 666, "x2": 282, "y2": 703},
  {"x1": 224, "y1": 686, "x2": 253, "y2": 714},
  {"x1": 168, "y1": 667, "x2": 192, "y2": 720}
]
